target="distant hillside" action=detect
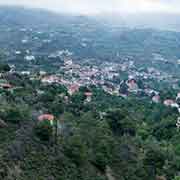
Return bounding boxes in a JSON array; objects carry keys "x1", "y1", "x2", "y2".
[
  {"x1": 0, "y1": 6, "x2": 97, "y2": 28},
  {"x1": 122, "y1": 13, "x2": 180, "y2": 32},
  {"x1": 0, "y1": 6, "x2": 57, "y2": 26},
  {"x1": 0, "y1": 5, "x2": 180, "y2": 69},
  {"x1": 93, "y1": 12, "x2": 180, "y2": 32},
  {"x1": 1, "y1": 6, "x2": 180, "y2": 32}
]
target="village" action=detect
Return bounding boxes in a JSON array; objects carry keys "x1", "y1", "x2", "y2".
[
  {"x1": 0, "y1": 25, "x2": 180, "y2": 128},
  {"x1": 1, "y1": 49, "x2": 180, "y2": 126}
]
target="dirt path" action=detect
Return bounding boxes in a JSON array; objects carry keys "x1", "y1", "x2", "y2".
[{"x1": 106, "y1": 166, "x2": 116, "y2": 180}]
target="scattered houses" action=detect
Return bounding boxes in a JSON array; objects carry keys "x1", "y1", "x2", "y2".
[{"x1": 41, "y1": 75, "x2": 60, "y2": 84}]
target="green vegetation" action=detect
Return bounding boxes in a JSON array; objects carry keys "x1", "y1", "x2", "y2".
[
  {"x1": 0, "y1": 73, "x2": 179, "y2": 180},
  {"x1": 35, "y1": 120, "x2": 53, "y2": 141},
  {"x1": 0, "y1": 63, "x2": 11, "y2": 72}
]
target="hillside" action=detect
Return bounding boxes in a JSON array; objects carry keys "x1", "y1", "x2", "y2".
[
  {"x1": 0, "y1": 6, "x2": 180, "y2": 180},
  {"x1": 0, "y1": 6, "x2": 180, "y2": 71}
]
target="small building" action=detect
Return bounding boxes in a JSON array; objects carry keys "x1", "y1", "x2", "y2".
[
  {"x1": 38, "y1": 114, "x2": 55, "y2": 125},
  {"x1": 25, "y1": 55, "x2": 35, "y2": 61},
  {"x1": 177, "y1": 59, "x2": 180, "y2": 65},
  {"x1": 171, "y1": 103, "x2": 179, "y2": 109},
  {"x1": 84, "y1": 92, "x2": 93, "y2": 102},
  {"x1": 41, "y1": 75, "x2": 60, "y2": 84},
  {"x1": 152, "y1": 95, "x2": 160, "y2": 103},
  {"x1": 21, "y1": 71, "x2": 30, "y2": 75},
  {"x1": 164, "y1": 99, "x2": 175, "y2": 107},
  {"x1": 68, "y1": 84, "x2": 79, "y2": 95},
  {"x1": 22, "y1": 39, "x2": 28, "y2": 44},
  {"x1": 64, "y1": 59, "x2": 73, "y2": 66},
  {"x1": 39, "y1": 71, "x2": 46, "y2": 76},
  {"x1": 15, "y1": 51, "x2": 21, "y2": 55},
  {"x1": 176, "y1": 92, "x2": 180, "y2": 100},
  {"x1": 127, "y1": 79, "x2": 138, "y2": 92},
  {"x1": 0, "y1": 83, "x2": 13, "y2": 89}
]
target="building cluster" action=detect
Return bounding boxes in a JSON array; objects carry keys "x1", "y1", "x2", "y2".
[{"x1": 1, "y1": 26, "x2": 180, "y2": 128}]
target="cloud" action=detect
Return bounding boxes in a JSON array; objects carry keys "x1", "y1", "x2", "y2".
[{"x1": 0, "y1": 0, "x2": 180, "y2": 14}]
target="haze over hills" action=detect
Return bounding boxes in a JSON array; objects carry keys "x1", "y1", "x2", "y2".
[
  {"x1": 0, "y1": 6, "x2": 180, "y2": 32},
  {"x1": 98, "y1": 12, "x2": 180, "y2": 32},
  {"x1": 0, "y1": 6, "x2": 80, "y2": 27},
  {"x1": 0, "y1": 5, "x2": 180, "y2": 72}
]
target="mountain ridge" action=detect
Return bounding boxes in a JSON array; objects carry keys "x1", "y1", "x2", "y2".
[{"x1": 0, "y1": 5, "x2": 180, "y2": 32}]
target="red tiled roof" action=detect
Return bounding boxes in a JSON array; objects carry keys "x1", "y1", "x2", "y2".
[
  {"x1": 84, "y1": 92, "x2": 93, "y2": 97},
  {"x1": 128, "y1": 79, "x2": 136, "y2": 84},
  {"x1": 38, "y1": 114, "x2": 54, "y2": 122},
  {"x1": 69, "y1": 84, "x2": 79, "y2": 94},
  {"x1": 152, "y1": 95, "x2": 160, "y2": 103},
  {"x1": 164, "y1": 99, "x2": 174, "y2": 106},
  {"x1": 0, "y1": 83, "x2": 13, "y2": 89}
]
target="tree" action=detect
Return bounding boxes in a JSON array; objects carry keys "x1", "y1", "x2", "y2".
[
  {"x1": 4, "y1": 106, "x2": 26, "y2": 124},
  {"x1": 35, "y1": 120, "x2": 53, "y2": 141},
  {"x1": 143, "y1": 146, "x2": 166, "y2": 178},
  {"x1": 0, "y1": 63, "x2": 11, "y2": 72},
  {"x1": 173, "y1": 176, "x2": 180, "y2": 180},
  {"x1": 50, "y1": 99, "x2": 64, "y2": 116},
  {"x1": 153, "y1": 117, "x2": 176, "y2": 140},
  {"x1": 106, "y1": 109, "x2": 136, "y2": 136},
  {"x1": 63, "y1": 134, "x2": 88, "y2": 165},
  {"x1": 92, "y1": 137, "x2": 113, "y2": 171}
]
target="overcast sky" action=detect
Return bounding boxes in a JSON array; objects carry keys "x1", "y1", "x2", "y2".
[{"x1": 0, "y1": 0, "x2": 180, "y2": 15}]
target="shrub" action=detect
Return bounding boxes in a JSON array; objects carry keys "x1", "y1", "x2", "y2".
[
  {"x1": 63, "y1": 134, "x2": 88, "y2": 165},
  {"x1": 35, "y1": 120, "x2": 53, "y2": 141},
  {"x1": 4, "y1": 107, "x2": 25, "y2": 124},
  {"x1": 0, "y1": 63, "x2": 11, "y2": 72}
]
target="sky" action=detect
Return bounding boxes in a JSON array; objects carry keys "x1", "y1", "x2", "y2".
[{"x1": 0, "y1": 0, "x2": 180, "y2": 15}]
